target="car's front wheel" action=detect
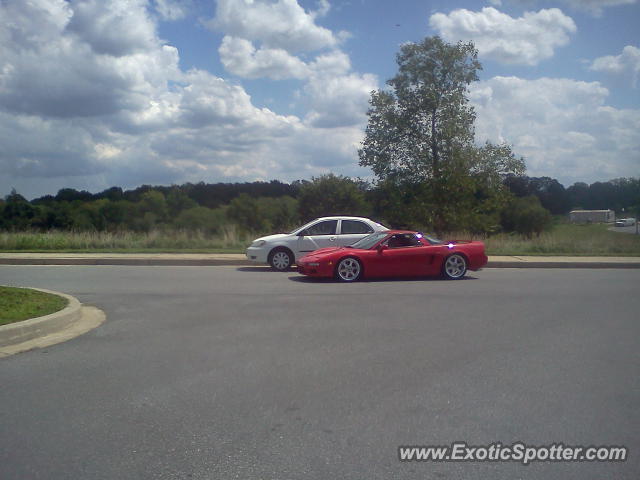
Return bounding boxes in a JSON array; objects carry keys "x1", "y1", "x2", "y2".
[
  {"x1": 335, "y1": 257, "x2": 363, "y2": 282},
  {"x1": 442, "y1": 254, "x2": 467, "y2": 280},
  {"x1": 269, "y1": 248, "x2": 293, "y2": 271}
]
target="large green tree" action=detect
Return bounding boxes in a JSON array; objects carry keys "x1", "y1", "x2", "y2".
[
  {"x1": 359, "y1": 36, "x2": 525, "y2": 232},
  {"x1": 297, "y1": 174, "x2": 370, "y2": 222}
]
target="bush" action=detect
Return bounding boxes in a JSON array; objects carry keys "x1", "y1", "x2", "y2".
[
  {"x1": 226, "y1": 194, "x2": 299, "y2": 233},
  {"x1": 173, "y1": 206, "x2": 226, "y2": 233},
  {"x1": 501, "y1": 195, "x2": 552, "y2": 237}
]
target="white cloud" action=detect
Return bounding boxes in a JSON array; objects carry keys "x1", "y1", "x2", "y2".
[
  {"x1": 590, "y1": 45, "x2": 640, "y2": 87},
  {"x1": 429, "y1": 7, "x2": 576, "y2": 66},
  {"x1": 559, "y1": 0, "x2": 636, "y2": 16},
  {"x1": 0, "y1": 0, "x2": 374, "y2": 198},
  {"x1": 506, "y1": 0, "x2": 636, "y2": 16},
  {"x1": 470, "y1": 76, "x2": 640, "y2": 184},
  {"x1": 152, "y1": 0, "x2": 190, "y2": 21},
  {"x1": 212, "y1": 1, "x2": 377, "y2": 129},
  {"x1": 301, "y1": 50, "x2": 378, "y2": 128},
  {"x1": 218, "y1": 36, "x2": 310, "y2": 80},
  {"x1": 0, "y1": 0, "x2": 174, "y2": 118},
  {"x1": 209, "y1": 0, "x2": 338, "y2": 53},
  {"x1": 67, "y1": 0, "x2": 159, "y2": 56},
  {"x1": 313, "y1": 0, "x2": 331, "y2": 18}
]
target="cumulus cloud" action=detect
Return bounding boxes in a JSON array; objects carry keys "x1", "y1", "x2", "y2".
[
  {"x1": 429, "y1": 7, "x2": 576, "y2": 66},
  {"x1": 0, "y1": 0, "x2": 179, "y2": 119},
  {"x1": 504, "y1": 0, "x2": 636, "y2": 16},
  {"x1": 0, "y1": 0, "x2": 375, "y2": 197},
  {"x1": 152, "y1": 0, "x2": 190, "y2": 21},
  {"x1": 218, "y1": 36, "x2": 310, "y2": 80},
  {"x1": 208, "y1": 0, "x2": 338, "y2": 53},
  {"x1": 211, "y1": 1, "x2": 378, "y2": 129},
  {"x1": 303, "y1": 71, "x2": 378, "y2": 128},
  {"x1": 470, "y1": 76, "x2": 640, "y2": 184},
  {"x1": 313, "y1": 0, "x2": 331, "y2": 18},
  {"x1": 590, "y1": 45, "x2": 640, "y2": 87},
  {"x1": 67, "y1": 0, "x2": 159, "y2": 56},
  {"x1": 554, "y1": 0, "x2": 636, "y2": 16}
]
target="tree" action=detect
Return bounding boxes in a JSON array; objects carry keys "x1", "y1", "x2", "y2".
[
  {"x1": 504, "y1": 176, "x2": 571, "y2": 215},
  {"x1": 297, "y1": 174, "x2": 370, "y2": 222},
  {"x1": 167, "y1": 188, "x2": 197, "y2": 216},
  {"x1": 1, "y1": 189, "x2": 37, "y2": 230},
  {"x1": 226, "y1": 194, "x2": 271, "y2": 232},
  {"x1": 359, "y1": 36, "x2": 525, "y2": 232}
]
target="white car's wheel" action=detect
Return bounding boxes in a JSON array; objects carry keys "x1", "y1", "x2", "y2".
[
  {"x1": 269, "y1": 248, "x2": 293, "y2": 271},
  {"x1": 335, "y1": 257, "x2": 362, "y2": 282},
  {"x1": 442, "y1": 254, "x2": 467, "y2": 279}
]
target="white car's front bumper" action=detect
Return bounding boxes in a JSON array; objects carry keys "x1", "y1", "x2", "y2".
[{"x1": 246, "y1": 246, "x2": 269, "y2": 263}]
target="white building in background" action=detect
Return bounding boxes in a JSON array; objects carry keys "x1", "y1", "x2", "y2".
[{"x1": 569, "y1": 209, "x2": 615, "y2": 223}]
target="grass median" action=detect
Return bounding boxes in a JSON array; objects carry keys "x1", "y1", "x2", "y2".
[
  {"x1": 482, "y1": 224, "x2": 640, "y2": 256},
  {"x1": 0, "y1": 286, "x2": 69, "y2": 326}
]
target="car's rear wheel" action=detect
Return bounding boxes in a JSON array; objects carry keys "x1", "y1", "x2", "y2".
[
  {"x1": 442, "y1": 254, "x2": 467, "y2": 279},
  {"x1": 335, "y1": 257, "x2": 362, "y2": 282},
  {"x1": 269, "y1": 248, "x2": 293, "y2": 271}
]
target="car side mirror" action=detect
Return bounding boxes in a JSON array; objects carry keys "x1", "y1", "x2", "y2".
[{"x1": 377, "y1": 244, "x2": 388, "y2": 253}]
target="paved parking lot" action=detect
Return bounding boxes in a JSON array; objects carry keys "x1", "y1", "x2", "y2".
[{"x1": 1, "y1": 266, "x2": 639, "y2": 479}]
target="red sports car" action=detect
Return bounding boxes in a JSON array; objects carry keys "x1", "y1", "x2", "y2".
[{"x1": 296, "y1": 230, "x2": 488, "y2": 282}]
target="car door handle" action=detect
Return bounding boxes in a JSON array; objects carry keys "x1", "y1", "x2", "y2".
[{"x1": 329, "y1": 236, "x2": 336, "y2": 241}]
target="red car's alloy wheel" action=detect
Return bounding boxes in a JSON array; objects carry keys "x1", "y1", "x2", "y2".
[
  {"x1": 336, "y1": 257, "x2": 362, "y2": 282},
  {"x1": 443, "y1": 254, "x2": 467, "y2": 279}
]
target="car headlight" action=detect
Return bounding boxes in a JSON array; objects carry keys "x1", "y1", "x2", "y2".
[{"x1": 251, "y1": 240, "x2": 266, "y2": 247}]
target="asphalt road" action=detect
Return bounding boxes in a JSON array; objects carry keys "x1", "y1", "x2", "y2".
[
  {"x1": 609, "y1": 224, "x2": 639, "y2": 234},
  {"x1": 1, "y1": 266, "x2": 639, "y2": 480}
]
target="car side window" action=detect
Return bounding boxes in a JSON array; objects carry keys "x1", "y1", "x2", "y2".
[
  {"x1": 301, "y1": 220, "x2": 338, "y2": 236},
  {"x1": 340, "y1": 220, "x2": 373, "y2": 235},
  {"x1": 386, "y1": 233, "x2": 422, "y2": 248}
]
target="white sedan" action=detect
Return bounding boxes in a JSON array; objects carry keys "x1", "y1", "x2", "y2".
[{"x1": 246, "y1": 216, "x2": 389, "y2": 270}]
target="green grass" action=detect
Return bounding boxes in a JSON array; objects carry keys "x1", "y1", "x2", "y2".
[
  {"x1": 0, "y1": 223, "x2": 638, "y2": 256},
  {"x1": 481, "y1": 224, "x2": 640, "y2": 256},
  {"x1": 0, "y1": 286, "x2": 69, "y2": 325},
  {"x1": 0, "y1": 228, "x2": 249, "y2": 253}
]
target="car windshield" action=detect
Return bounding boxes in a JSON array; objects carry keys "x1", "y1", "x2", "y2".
[
  {"x1": 347, "y1": 232, "x2": 389, "y2": 250},
  {"x1": 288, "y1": 220, "x2": 314, "y2": 235},
  {"x1": 423, "y1": 234, "x2": 443, "y2": 245}
]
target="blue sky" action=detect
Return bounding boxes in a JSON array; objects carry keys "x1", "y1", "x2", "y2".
[{"x1": 0, "y1": 0, "x2": 638, "y2": 199}]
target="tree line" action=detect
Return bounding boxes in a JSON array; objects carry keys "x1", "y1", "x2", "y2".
[{"x1": 0, "y1": 174, "x2": 638, "y2": 237}]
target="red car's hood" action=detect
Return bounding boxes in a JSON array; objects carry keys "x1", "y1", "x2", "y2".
[{"x1": 300, "y1": 246, "x2": 349, "y2": 260}]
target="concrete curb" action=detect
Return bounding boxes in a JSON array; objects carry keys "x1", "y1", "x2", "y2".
[
  {"x1": 1, "y1": 255, "x2": 639, "y2": 268},
  {"x1": 0, "y1": 288, "x2": 105, "y2": 356},
  {"x1": 487, "y1": 261, "x2": 640, "y2": 269}
]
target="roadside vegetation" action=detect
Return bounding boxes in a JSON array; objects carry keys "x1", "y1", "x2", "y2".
[
  {"x1": 1, "y1": 37, "x2": 638, "y2": 256},
  {"x1": 478, "y1": 224, "x2": 640, "y2": 256},
  {"x1": 0, "y1": 286, "x2": 68, "y2": 325},
  {"x1": 0, "y1": 223, "x2": 638, "y2": 256}
]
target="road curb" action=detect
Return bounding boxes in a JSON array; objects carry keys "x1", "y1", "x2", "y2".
[
  {"x1": 0, "y1": 254, "x2": 640, "y2": 269},
  {"x1": 487, "y1": 261, "x2": 640, "y2": 269},
  {"x1": 0, "y1": 288, "x2": 104, "y2": 355}
]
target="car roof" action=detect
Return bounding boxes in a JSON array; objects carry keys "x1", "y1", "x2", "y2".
[
  {"x1": 314, "y1": 216, "x2": 378, "y2": 222},
  {"x1": 385, "y1": 229, "x2": 418, "y2": 234}
]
